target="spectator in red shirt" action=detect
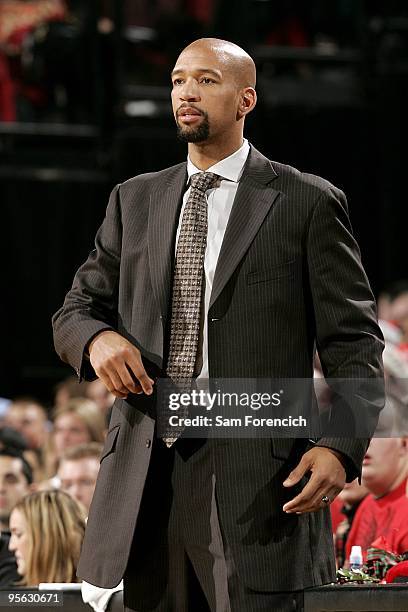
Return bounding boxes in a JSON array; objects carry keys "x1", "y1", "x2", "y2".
[{"x1": 345, "y1": 414, "x2": 408, "y2": 561}]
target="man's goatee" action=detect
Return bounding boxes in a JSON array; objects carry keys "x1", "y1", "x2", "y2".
[{"x1": 176, "y1": 116, "x2": 210, "y2": 143}]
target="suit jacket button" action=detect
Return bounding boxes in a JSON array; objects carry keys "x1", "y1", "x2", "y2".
[{"x1": 145, "y1": 439, "x2": 151, "y2": 448}]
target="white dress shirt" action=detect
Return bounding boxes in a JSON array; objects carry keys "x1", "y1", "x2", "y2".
[{"x1": 175, "y1": 139, "x2": 250, "y2": 380}]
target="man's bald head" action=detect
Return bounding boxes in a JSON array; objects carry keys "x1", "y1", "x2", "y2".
[
  {"x1": 178, "y1": 38, "x2": 256, "y2": 89},
  {"x1": 171, "y1": 37, "x2": 257, "y2": 152}
]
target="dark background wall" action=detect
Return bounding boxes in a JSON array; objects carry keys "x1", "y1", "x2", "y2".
[{"x1": 1, "y1": 0, "x2": 407, "y2": 404}]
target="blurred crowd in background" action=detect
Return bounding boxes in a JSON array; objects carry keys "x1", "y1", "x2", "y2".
[
  {"x1": 0, "y1": 377, "x2": 113, "y2": 586},
  {"x1": 1, "y1": 0, "x2": 407, "y2": 123},
  {"x1": 0, "y1": 0, "x2": 114, "y2": 122}
]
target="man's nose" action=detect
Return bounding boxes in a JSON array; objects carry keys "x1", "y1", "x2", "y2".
[
  {"x1": 71, "y1": 484, "x2": 81, "y2": 499},
  {"x1": 179, "y1": 78, "x2": 200, "y2": 101}
]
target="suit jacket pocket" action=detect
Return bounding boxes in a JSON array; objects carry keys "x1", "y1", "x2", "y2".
[
  {"x1": 247, "y1": 260, "x2": 296, "y2": 285},
  {"x1": 100, "y1": 424, "x2": 120, "y2": 462}
]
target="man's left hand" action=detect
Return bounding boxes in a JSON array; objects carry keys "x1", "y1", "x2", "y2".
[{"x1": 282, "y1": 447, "x2": 346, "y2": 514}]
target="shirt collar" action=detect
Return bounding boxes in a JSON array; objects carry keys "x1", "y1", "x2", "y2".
[{"x1": 186, "y1": 138, "x2": 250, "y2": 184}]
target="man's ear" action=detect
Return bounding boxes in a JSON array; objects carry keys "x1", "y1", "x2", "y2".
[{"x1": 237, "y1": 87, "x2": 257, "y2": 119}]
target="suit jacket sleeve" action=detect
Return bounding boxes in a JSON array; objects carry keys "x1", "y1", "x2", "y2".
[
  {"x1": 306, "y1": 185, "x2": 384, "y2": 481},
  {"x1": 52, "y1": 184, "x2": 122, "y2": 381}
]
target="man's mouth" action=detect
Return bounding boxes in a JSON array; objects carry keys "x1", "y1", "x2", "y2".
[{"x1": 177, "y1": 107, "x2": 203, "y2": 124}]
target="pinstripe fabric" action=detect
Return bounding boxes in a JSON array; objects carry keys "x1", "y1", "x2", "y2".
[
  {"x1": 123, "y1": 438, "x2": 305, "y2": 612},
  {"x1": 52, "y1": 145, "x2": 384, "y2": 593}
]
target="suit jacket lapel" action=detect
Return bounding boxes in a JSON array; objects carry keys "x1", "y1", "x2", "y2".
[
  {"x1": 209, "y1": 145, "x2": 280, "y2": 309},
  {"x1": 148, "y1": 163, "x2": 187, "y2": 319}
]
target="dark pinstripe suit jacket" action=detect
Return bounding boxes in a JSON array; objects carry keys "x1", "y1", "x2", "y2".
[{"x1": 52, "y1": 145, "x2": 384, "y2": 591}]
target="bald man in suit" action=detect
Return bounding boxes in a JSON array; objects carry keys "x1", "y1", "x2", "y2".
[{"x1": 53, "y1": 38, "x2": 384, "y2": 611}]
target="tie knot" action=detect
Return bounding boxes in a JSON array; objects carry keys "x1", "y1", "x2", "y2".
[{"x1": 190, "y1": 172, "x2": 219, "y2": 193}]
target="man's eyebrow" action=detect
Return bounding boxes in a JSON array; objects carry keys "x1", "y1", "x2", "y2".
[{"x1": 171, "y1": 68, "x2": 222, "y2": 79}]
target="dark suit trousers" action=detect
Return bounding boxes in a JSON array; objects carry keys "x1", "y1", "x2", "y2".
[{"x1": 123, "y1": 436, "x2": 304, "y2": 612}]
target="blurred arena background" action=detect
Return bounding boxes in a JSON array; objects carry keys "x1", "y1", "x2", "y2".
[{"x1": 1, "y1": 0, "x2": 407, "y2": 403}]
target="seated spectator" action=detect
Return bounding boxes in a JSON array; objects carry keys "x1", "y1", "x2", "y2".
[
  {"x1": 46, "y1": 398, "x2": 106, "y2": 477},
  {"x1": 9, "y1": 490, "x2": 86, "y2": 585},
  {"x1": 4, "y1": 398, "x2": 49, "y2": 451},
  {"x1": 0, "y1": 429, "x2": 42, "y2": 483},
  {"x1": 57, "y1": 442, "x2": 103, "y2": 513},
  {"x1": 0, "y1": 449, "x2": 33, "y2": 531},
  {"x1": 53, "y1": 376, "x2": 89, "y2": 410},
  {"x1": 345, "y1": 431, "x2": 408, "y2": 561},
  {"x1": 0, "y1": 531, "x2": 19, "y2": 587},
  {"x1": 4, "y1": 398, "x2": 50, "y2": 481},
  {"x1": 0, "y1": 449, "x2": 33, "y2": 586}
]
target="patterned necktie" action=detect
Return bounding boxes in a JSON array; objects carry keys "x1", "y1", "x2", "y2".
[{"x1": 163, "y1": 171, "x2": 219, "y2": 446}]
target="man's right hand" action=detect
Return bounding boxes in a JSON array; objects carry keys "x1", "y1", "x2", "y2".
[{"x1": 88, "y1": 331, "x2": 154, "y2": 398}]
